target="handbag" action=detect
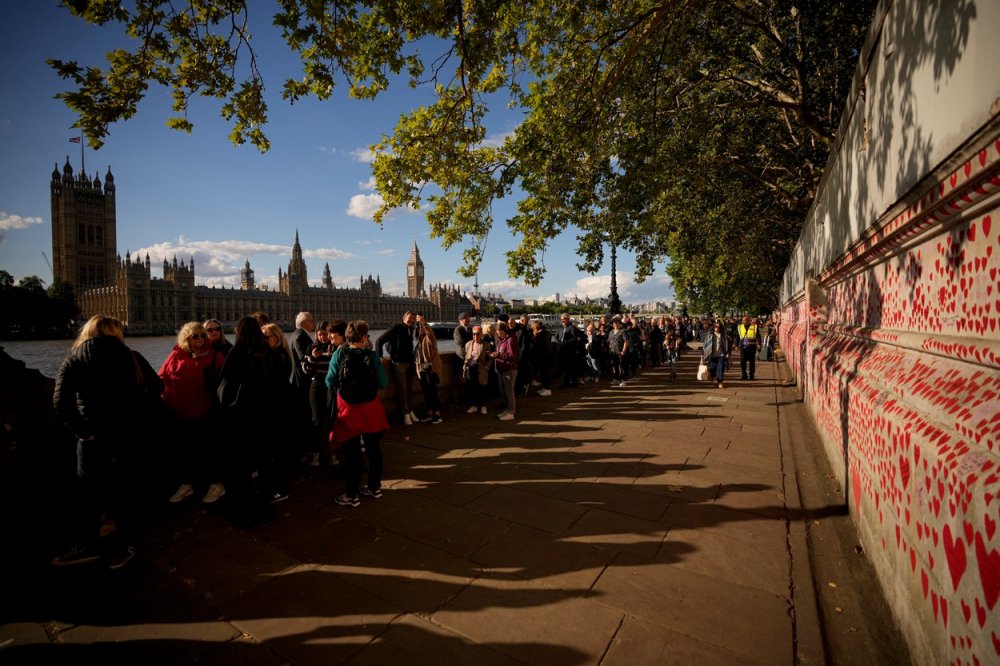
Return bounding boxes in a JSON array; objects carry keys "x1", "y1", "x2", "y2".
[{"x1": 697, "y1": 363, "x2": 709, "y2": 381}]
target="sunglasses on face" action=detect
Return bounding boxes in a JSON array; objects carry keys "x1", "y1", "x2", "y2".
[
  {"x1": 190, "y1": 333, "x2": 208, "y2": 339},
  {"x1": 206, "y1": 326, "x2": 221, "y2": 332}
]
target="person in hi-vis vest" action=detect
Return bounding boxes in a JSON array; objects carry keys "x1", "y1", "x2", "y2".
[{"x1": 737, "y1": 315, "x2": 762, "y2": 380}]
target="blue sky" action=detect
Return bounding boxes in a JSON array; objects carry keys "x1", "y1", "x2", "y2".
[{"x1": 0, "y1": 1, "x2": 674, "y2": 306}]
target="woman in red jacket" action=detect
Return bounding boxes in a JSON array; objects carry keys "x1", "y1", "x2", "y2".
[{"x1": 160, "y1": 321, "x2": 227, "y2": 504}]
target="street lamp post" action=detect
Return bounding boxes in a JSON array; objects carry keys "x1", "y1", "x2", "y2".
[{"x1": 607, "y1": 242, "x2": 622, "y2": 315}]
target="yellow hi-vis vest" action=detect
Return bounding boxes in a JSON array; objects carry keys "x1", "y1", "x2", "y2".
[{"x1": 738, "y1": 324, "x2": 758, "y2": 345}]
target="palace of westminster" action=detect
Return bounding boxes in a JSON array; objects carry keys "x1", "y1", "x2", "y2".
[{"x1": 50, "y1": 157, "x2": 470, "y2": 333}]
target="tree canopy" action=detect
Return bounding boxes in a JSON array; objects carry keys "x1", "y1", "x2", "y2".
[{"x1": 49, "y1": 0, "x2": 876, "y2": 313}]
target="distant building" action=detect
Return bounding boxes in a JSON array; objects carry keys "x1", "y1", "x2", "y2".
[{"x1": 51, "y1": 159, "x2": 470, "y2": 333}]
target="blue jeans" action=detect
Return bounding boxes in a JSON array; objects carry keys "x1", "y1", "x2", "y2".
[{"x1": 708, "y1": 356, "x2": 726, "y2": 383}]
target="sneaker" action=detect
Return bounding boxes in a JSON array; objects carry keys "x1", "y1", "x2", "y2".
[
  {"x1": 270, "y1": 490, "x2": 289, "y2": 504},
  {"x1": 537, "y1": 388, "x2": 552, "y2": 396},
  {"x1": 334, "y1": 493, "x2": 361, "y2": 508},
  {"x1": 718, "y1": 382, "x2": 725, "y2": 389},
  {"x1": 51, "y1": 545, "x2": 101, "y2": 567},
  {"x1": 430, "y1": 414, "x2": 442, "y2": 424},
  {"x1": 360, "y1": 487, "x2": 383, "y2": 499},
  {"x1": 466, "y1": 405, "x2": 479, "y2": 414},
  {"x1": 108, "y1": 546, "x2": 136, "y2": 571},
  {"x1": 404, "y1": 413, "x2": 413, "y2": 426},
  {"x1": 202, "y1": 483, "x2": 226, "y2": 504},
  {"x1": 618, "y1": 380, "x2": 627, "y2": 387},
  {"x1": 480, "y1": 406, "x2": 488, "y2": 415},
  {"x1": 497, "y1": 411, "x2": 514, "y2": 421},
  {"x1": 410, "y1": 410, "x2": 427, "y2": 423},
  {"x1": 530, "y1": 380, "x2": 541, "y2": 387},
  {"x1": 169, "y1": 483, "x2": 194, "y2": 503}
]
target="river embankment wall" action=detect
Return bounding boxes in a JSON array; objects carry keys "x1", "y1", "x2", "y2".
[{"x1": 778, "y1": 2, "x2": 1000, "y2": 663}]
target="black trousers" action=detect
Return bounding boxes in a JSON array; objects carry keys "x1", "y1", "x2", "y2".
[{"x1": 740, "y1": 345, "x2": 757, "y2": 378}]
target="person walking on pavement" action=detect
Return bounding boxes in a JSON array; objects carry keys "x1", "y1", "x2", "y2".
[
  {"x1": 701, "y1": 321, "x2": 731, "y2": 389},
  {"x1": 737, "y1": 315, "x2": 762, "y2": 380},
  {"x1": 375, "y1": 311, "x2": 420, "y2": 425}
]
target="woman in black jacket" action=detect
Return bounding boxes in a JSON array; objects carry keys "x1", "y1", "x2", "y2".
[{"x1": 52, "y1": 315, "x2": 163, "y2": 570}]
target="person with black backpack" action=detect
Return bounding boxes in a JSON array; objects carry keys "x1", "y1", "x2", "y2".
[{"x1": 325, "y1": 320, "x2": 389, "y2": 508}]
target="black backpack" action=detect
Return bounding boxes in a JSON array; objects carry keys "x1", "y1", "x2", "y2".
[{"x1": 336, "y1": 348, "x2": 379, "y2": 404}]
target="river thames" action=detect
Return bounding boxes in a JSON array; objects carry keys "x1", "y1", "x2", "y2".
[{"x1": 1, "y1": 329, "x2": 455, "y2": 379}]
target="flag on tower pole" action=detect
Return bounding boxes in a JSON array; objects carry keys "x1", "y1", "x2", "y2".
[{"x1": 69, "y1": 135, "x2": 85, "y2": 173}]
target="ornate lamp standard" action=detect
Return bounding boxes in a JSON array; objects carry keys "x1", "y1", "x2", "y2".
[{"x1": 607, "y1": 240, "x2": 622, "y2": 315}]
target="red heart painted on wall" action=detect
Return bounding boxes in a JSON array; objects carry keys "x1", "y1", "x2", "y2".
[
  {"x1": 962, "y1": 598, "x2": 972, "y2": 623},
  {"x1": 976, "y1": 598, "x2": 988, "y2": 628},
  {"x1": 900, "y1": 455, "x2": 911, "y2": 489},
  {"x1": 975, "y1": 532, "x2": 1000, "y2": 610},
  {"x1": 944, "y1": 524, "x2": 968, "y2": 590},
  {"x1": 985, "y1": 215, "x2": 992, "y2": 238},
  {"x1": 987, "y1": 514, "x2": 997, "y2": 540}
]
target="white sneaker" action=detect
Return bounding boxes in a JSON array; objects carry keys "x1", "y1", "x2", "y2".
[
  {"x1": 169, "y1": 484, "x2": 193, "y2": 503},
  {"x1": 410, "y1": 410, "x2": 428, "y2": 423},
  {"x1": 618, "y1": 380, "x2": 627, "y2": 387},
  {"x1": 537, "y1": 388, "x2": 552, "y2": 396},
  {"x1": 466, "y1": 406, "x2": 478, "y2": 414},
  {"x1": 497, "y1": 411, "x2": 514, "y2": 421},
  {"x1": 404, "y1": 413, "x2": 413, "y2": 426},
  {"x1": 530, "y1": 380, "x2": 541, "y2": 387},
  {"x1": 480, "y1": 406, "x2": 488, "y2": 415},
  {"x1": 202, "y1": 483, "x2": 226, "y2": 504}
]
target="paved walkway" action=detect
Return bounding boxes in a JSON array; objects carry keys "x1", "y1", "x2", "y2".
[{"x1": 0, "y1": 347, "x2": 908, "y2": 664}]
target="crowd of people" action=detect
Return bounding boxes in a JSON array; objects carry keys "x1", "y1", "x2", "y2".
[{"x1": 48, "y1": 308, "x2": 776, "y2": 569}]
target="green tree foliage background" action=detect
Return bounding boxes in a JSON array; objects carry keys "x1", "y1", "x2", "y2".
[
  {"x1": 0, "y1": 271, "x2": 81, "y2": 337},
  {"x1": 49, "y1": 0, "x2": 876, "y2": 315}
]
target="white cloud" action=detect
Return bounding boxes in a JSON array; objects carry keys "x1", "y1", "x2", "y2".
[
  {"x1": 354, "y1": 239, "x2": 380, "y2": 246},
  {"x1": 480, "y1": 131, "x2": 513, "y2": 148},
  {"x1": 303, "y1": 247, "x2": 355, "y2": 260},
  {"x1": 358, "y1": 176, "x2": 377, "y2": 191},
  {"x1": 0, "y1": 211, "x2": 43, "y2": 231},
  {"x1": 318, "y1": 146, "x2": 337, "y2": 156},
  {"x1": 350, "y1": 147, "x2": 376, "y2": 163},
  {"x1": 131, "y1": 236, "x2": 353, "y2": 282},
  {"x1": 347, "y1": 193, "x2": 385, "y2": 219},
  {"x1": 570, "y1": 272, "x2": 674, "y2": 302},
  {"x1": 374, "y1": 248, "x2": 396, "y2": 256}
]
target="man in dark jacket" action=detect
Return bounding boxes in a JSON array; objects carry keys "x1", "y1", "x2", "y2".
[
  {"x1": 291, "y1": 311, "x2": 315, "y2": 389},
  {"x1": 375, "y1": 311, "x2": 419, "y2": 425},
  {"x1": 453, "y1": 311, "x2": 473, "y2": 380},
  {"x1": 554, "y1": 313, "x2": 581, "y2": 388}
]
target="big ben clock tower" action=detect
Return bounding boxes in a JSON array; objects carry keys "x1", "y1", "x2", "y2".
[{"x1": 406, "y1": 240, "x2": 425, "y2": 298}]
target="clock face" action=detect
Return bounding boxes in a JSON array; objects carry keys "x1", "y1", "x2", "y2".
[{"x1": 408, "y1": 266, "x2": 415, "y2": 277}]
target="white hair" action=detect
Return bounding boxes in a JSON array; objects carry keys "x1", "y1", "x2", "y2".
[{"x1": 295, "y1": 311, "x2": 313, "y2": 328}]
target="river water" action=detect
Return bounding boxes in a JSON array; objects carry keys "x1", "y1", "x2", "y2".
[{"x1": 2, "y1": 329, "x2": 460, "y2": 379}]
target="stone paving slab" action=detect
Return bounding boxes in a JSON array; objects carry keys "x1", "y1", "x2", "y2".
[
  {"x1": 601, "y1": 614, "x2": 761, "y2": 666},
  {"x1": 346, "y1": 613, "x2": 523, "y2": 665},
  {"x1": 469, "y1": 522, "x2": 615, "y2": 592},
  {"x1": 591, "y1": 552, "x2": 793, "y2": 664},
  {"x1": 431, "y1": 572, "x2": 624, "y2": 665},
  {"x1": 464, "y1": 484, "x2": 590, "y2": 533}
]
